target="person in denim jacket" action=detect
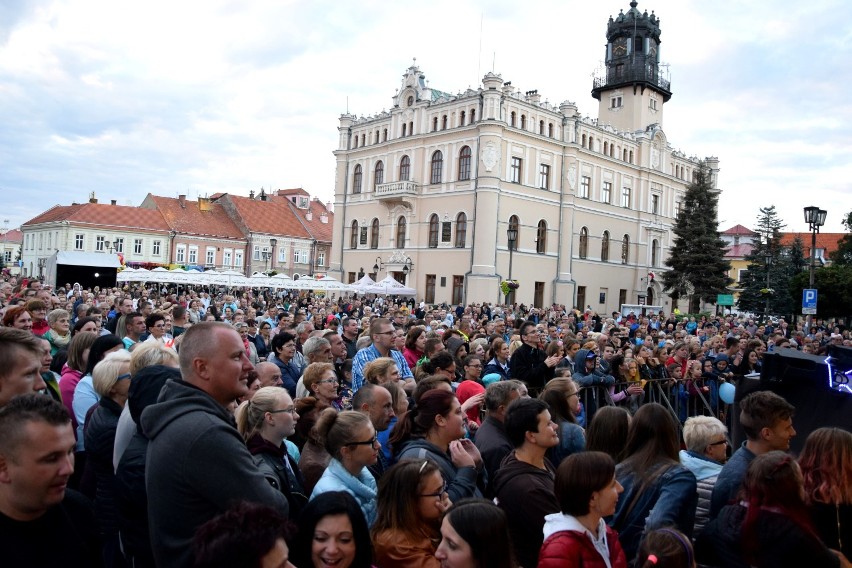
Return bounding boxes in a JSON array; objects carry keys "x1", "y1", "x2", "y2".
[{"x1": 610, "y1": 403, "x2": 697, "y2": 563}]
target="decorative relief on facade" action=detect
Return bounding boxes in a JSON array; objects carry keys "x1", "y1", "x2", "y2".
[
  {"x1": 567, "y1": 165, "x2": 577, "y2": 190},
  {"x1": 482, "y1": 141, "x2": 499, "y2": 172}
]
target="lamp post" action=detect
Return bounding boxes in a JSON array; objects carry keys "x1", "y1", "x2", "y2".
[
  {"x1": 261, "y1": 249, "x2": 273, "y2": 273},
  {"x1": 168, "y1": 229, "x2": 177, "y2": 266},
  {"x1": 372, "y1": 257, "x2": 384, "y2": 275},
  {"x1": 803, "y1": 206, "x2": 827, "y2": 329},
  {"x1": 269, "y1": 238, "x2": 277, "y2": 271},
  {"x1": 506, "y1": 226, "x2": 518, "y2": 304},
  {"x1": 763, "y1": 252, "x2": 772, "y2": 322}
]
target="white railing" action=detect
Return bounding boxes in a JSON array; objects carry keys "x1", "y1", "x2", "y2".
[{"x1": 375, "y1": 181, "x2": 418, "y2": 197}]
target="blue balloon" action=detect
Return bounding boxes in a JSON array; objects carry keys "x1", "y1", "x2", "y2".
[{"x1": 719, "y1": 382, "x2": 736, "y2": 405}]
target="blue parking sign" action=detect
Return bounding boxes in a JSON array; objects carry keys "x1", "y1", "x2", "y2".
[{"x1": 802, "y1": 289, "x2": 817, "y2": 315}]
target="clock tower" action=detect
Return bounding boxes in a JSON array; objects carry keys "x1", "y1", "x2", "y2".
[{"x1": 592, "y1": 1, "x2": 671, "y2": 132}]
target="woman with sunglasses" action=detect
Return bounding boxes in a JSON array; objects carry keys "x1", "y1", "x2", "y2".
[
  {"x1": 310, "y1": 409, "x2": 379, "y2": 526},
  {"x1": 372, "y1": 459, "x2": 450, "y2": 567}
]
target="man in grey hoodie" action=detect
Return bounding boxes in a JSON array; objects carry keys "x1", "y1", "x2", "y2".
[{"x1": 142, "y1": 322, "x2": 288, "y2": 568}]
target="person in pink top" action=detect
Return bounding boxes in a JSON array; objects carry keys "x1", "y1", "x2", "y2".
[{"x1": 455, "y1": 355, "x2": 486, "y2": 426}]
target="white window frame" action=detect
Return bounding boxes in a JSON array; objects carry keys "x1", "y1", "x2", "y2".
[
  {"x1": 176, "y1": 245, "x2": 186, "y2": 263},
  {"x1": 95, "y1": 235, "x2": 105, "y2": 252},
  {"x1": 234, "y1": 250, "x2": 244, "y2": 268},
  {"x1": 223, "y1": 249, "x2": 233, "y2": 267},
  {"x1": 75, "y1": 234, "x2": 84, "y2": 250},
  {"x1": 206, "y1": 247, "x2": 216, "y2": 266},
  {"x1": 294, "y1": 249, "x2": 309, "y2": 264},
  {"x1": 510, "y1": 157, "x2": 522, "y2": 184},
  {"x1": 316, "y1": 251, "x2": 326, "y2": 267},
  {"x1": 188, "y1": 246, "x2": 198, "y2": 264},
  {"x1": 152, "y1": 240, "x2": 161, "y2": 256},
  {"x1": 602, "y1": 181, "x2": 612, "y2": 204},
  {"x1": 253, "y1": 245, "x2": 261, "y2": 261},
  {"x1": 621, "y1": 187, "x2": 631, "y2": 208},
  {"x1": 651, "y1": 194, "x2": 660, "y2": 215},
  {"x1": 133, "y1": 239, "x2": 143, "y2": 255},
  {"x1": 579, "y1": 176, "x2": 591, "y2": 199},
  {"x1": 115, "y1": 237, "x2": 124, "y2": 253},
  {"x1": 539, "y1": 164, "x2": 550, "y2": 190}
]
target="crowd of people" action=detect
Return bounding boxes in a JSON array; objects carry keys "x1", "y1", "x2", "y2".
[{"x1": 0, "y1": 274, "x2": 850, "y2": 568}]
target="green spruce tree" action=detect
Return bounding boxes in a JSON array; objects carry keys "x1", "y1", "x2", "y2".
[
  {"x1": 661, "y1": 162, "x2": 731, "y2": 313},
  {"x1": 737, "y1": 206, "x2": 796, "y2": 318},
  {"x1": 829, "y1": 209, "x2": 852, "y2": 266}
]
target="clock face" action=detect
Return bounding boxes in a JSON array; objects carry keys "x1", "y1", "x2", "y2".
[{"x1": 613, "y1": 38, "x2": 627, "y2": 57}]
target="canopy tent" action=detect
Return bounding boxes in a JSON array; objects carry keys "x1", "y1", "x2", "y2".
[
  {"x1": 364, "y1": 275, "x2": 417, "y2": 296},
  {"x1": 349, "y1": 275, "x2": 376, "y2": 294}
]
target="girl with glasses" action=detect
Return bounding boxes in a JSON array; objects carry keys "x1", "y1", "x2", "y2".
[
  {"x1": 372, "y1": 459, "x2": 450, "y2": 567},
  {"x1": 309, "y1": 410, "x2": 379, "y2": 527}
]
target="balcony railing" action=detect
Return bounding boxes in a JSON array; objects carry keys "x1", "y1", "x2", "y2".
[
  {"x1": 593, "y1": 63, "x2": 671, "y2": 94},
  {"x1": 375, "y1": 181, "x2": 419, "y2": 198}
]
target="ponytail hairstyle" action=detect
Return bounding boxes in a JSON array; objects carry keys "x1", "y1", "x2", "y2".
[
  {"x1": 637, "y1": 528, "x2": 695, "y2": 568},
  {"x1": 420, "y1": 351, "x2": 455, "y2": 375},
  {"x1": 388, "y1": 389, "x2": 455, "y2": 458},
  {"x1": 312, "y1": 409, "x2": 371, "y2": 459},
  {"x1": 234, "y1": 386, "x2": 289, "y2": 441}
]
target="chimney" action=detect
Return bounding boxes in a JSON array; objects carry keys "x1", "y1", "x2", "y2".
[
  {"x1": 325, "y1": 201, "x2": 333, "y2": 212},
  {"x1": 249, "y1": 189, "x2": 255, "y2": 200},
  {"x1": 526, "y1": 89, "x2": 541, "y2": 104},
  {"x1": 198, "y1": 197, "x2": 212, "y2": 212},
  {"x1": 320, "y1": 212, "x2": 328, "y2": 224},
  {"x1": 179, "y1": 194, "x2": 186, "y2": 208},
  {"x1": 305, "y1": 210, "x2": 313, "y2": 221},
  {"x1": 88, "y1": 191, "x2": 98, "y2": 204},
  {"x1": 110, "y1": 199, "x2": 117, "y2": 205}
]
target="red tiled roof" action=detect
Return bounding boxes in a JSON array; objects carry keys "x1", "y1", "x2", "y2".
[
  {"x1": 286, "y1": 199, "x2": 334, "y2": 243},
  {"x1": 725, "y1": 243, "x2": 755, "y2": 258},
  {"x1": 2, "y1": 229, "x2": 23, "y2": 243},
  {"x1": 217, "y1": 194, "x2": 311, "y2": 238},
  {"x1": 23, "y1": 202, "x2": 169, "y2": 231},
  {"x1": 779, "y1": 232, "x2": 845, "y2": 256},
  {"x1": 141, "y1": 195, "x2": 245, "y2": 239},
  {"x1": 722, "y1": 224, "x2": 758, "y2": 236},
  {"x1": 276, "y1": 188, "x2": 309, "y2": 197}
]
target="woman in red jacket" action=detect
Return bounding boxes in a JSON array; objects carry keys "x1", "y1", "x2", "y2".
[{"x1": 539, "y1": 451, "x2": 628, "y2": 568}]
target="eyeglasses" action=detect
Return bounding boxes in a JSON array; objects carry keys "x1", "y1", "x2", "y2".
[
  {"x1": 419, "y1": 481, "x2": 448, "y2": 498},
  {"x1": 116, "y1": 373, "x2": 132, "y2": 381},
  {"x1": 268, "y1": 407, "x2": 297, "y2": 415},
  {"x1": 316, "y1": 378, "x2": 338, "y2": 385},
  {"x1": 565, "y1": 391, "x2": 579, "y2": 398},
  {"x1": 708, "y1": 439, "x2": 728, "y2": 447},
  {"x1": 346, "y1": 435, "x2": 378, "y2": 447}
]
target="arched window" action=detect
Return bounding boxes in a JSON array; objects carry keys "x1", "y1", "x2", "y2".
[
  {"x1": 370, "y1": 218, "x2": 379, "y2": 249},
  {"x1": 374, "y1": 161, "x2": 384, "y2": 189},
  {"x1": 629, "y1": 150, "x2": 634, "y2": 163},
  {"x1": 430, "y1": 150, "x2": 443, "y2": 184},
  {"x1": 428, "y1": 214, "x2": 439, "y2": 248},
  {"x1": 361, "y1": 134, "x2": 366, "y2": 147},
  {"x1": 510, "y1": 111, "x2": 516, "y2": 127},
  {"x1": 442, "y1": 115, "x2": 448, "y2": 130},
  {"x1": 399, "y1": 155, "x2": 410, "y2": 181},
  {"x1": 460, "y1": 111, "x2": 466, "y2": 125},
  {"x1": 432, "y1": 117, "x2": 438, "y2": 132},
  {"x1": 353, "y1": 136, "x2": 358, "y2": 149},
  {"x1": 458, "y1": 146, "x2": 471, "y2": 181},
  {"x1": 470, "y1": 109, "x2": 476, "y2": 123},
  {"x1": 350, "y1": 221, "x2": 358, "y2": 249},
  {"x1": 352, "y1": 165, "x2": 362, "y2": 194},
  {"x1": 536, "y1": 220, "x2": 547, "y2": 254},
  {"x1": 508, "y1": 215, "x2": 520, "y2": 251},
  {"x1": 588, "y1": 136, "x2": 594, "y2": 150},
  {"x1": 582, "y1": 133, "x2": 587, "y2": 147},
  {"x1": 548, "y1": 123, "x2": 554, "y2": 137},
  {"x1": 383, "y1": 128, "x2": 388, "y2": 142},
  {"x1": 623, "y1": 148, "x2": 628, "y2": 161},
  {"x1": 520, "y1": 115, "x2": 527, "y2": 130},
  {"x1": 375, "y1": 130, "x2": 379, "y2": 143},
  {"x1": 396, "y1": 216, "x2": 407, "y2": 249},
  {"x1": 539, "y1": 120, "x2": 545, "y2": 135},
  {"x1": 455, "y1": 213, "x2": 467, "y2": 248},
  {"x1": 609, "y1": 144, "x2": 614, "y2": 158},
  {"x1": 579, "y1": 227, "x2": 589, "y2": 259},
  {"x1": 601, "y1": 231, "x2": 610, "y2": 262},
  {"x1": 401, "y1": 123, "x2": 407, "y2": 137},
  {"x1": 621, "y1": 234, "x2": 630, "y2": 264},
  {"x1": 603, "y1": 141, "x2": 609, "y2": 155},
  {"x1": 409, "y1": 121, "x2": 413, "y2": 135}
]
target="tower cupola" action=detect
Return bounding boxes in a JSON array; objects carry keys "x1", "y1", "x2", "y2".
[{"x1": 592, "y1": 1, "x2": 671, "y2": 132}]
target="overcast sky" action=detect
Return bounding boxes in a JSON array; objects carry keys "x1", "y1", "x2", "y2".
[{"x1": 1, "y1": 0, "x2": 849, "y2": 236}]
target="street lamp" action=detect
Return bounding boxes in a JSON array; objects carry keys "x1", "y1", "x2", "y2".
[
  {"x1": 372, "y1": 257, "x2": 384, "y2": 274},
  {"x1": 401, "y1": 257, "x2": 414, "y2": 274},
  {"x1": 261, "y1": 249, "x2": 273, "y2": 272},
  {"x1": 506, "y1": 226, "x2": 518, "y2": 304},
  {"x1": 803, "y1": 206, "x2": 827, "y2": 328},
  {"x1": 269, "y1": 238, "x2": 277, "y2": 271},
  {"x1": 763, "y1": 252, "x2": 772, "y2": 322}
]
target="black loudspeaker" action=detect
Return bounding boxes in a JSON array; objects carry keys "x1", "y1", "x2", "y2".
[{"x1": 729, "y1": 349, "x2": 852, "y2": 455}]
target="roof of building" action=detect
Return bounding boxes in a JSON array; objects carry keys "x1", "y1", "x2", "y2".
[
  {"x1": 216, "y1": 193, "x2": 313, "y2": 238},
  {"x1": 724, "y1": 243, "x2": 756, "y2": 259},
  {"x1": 141, "y1": 194, "x2": 245, "y2": 239},
  {"x1": 23, "y1": 202, "x2": 170, "y2": 231},
  {"x1": 287, "y1": 198, "x2": 334, "y2": 242},
  {"x1": 722, "y1": 224, "x2": 758, "y2": 236},
  {"x1": 2, "y1": 229, "x2": 23, "y2": 243},
  {"x1": 779, "y1": 232, "x2": 845, "y2": 255}
]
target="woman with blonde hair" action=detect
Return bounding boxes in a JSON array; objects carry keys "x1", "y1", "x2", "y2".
[
  {"x1": 372, "y1": 459, "x2": 449, "y2": 567},
  {"x1": 235, "y1": 386, "x2": 308, "y2": 517},
  {"x1": 129, "y1": 340, "x2": 179, "y2": 376},
  {"x1": 364, "y1": 357, "x2": 400, "y2": 385},
  {"x1": 798, "y1": 427, "x2": 852, "y2": 558},
  {"x1": 85, "y1": 350, "x2": 133, "y2": 566}
]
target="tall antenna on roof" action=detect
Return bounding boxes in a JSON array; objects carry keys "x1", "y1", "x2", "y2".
[
  {"x1": 346, "y1": 96, "x2": 349, "y2": 114},
  {"x1": 477, "y1": 12, "x2": 483, "y2": 81}
]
